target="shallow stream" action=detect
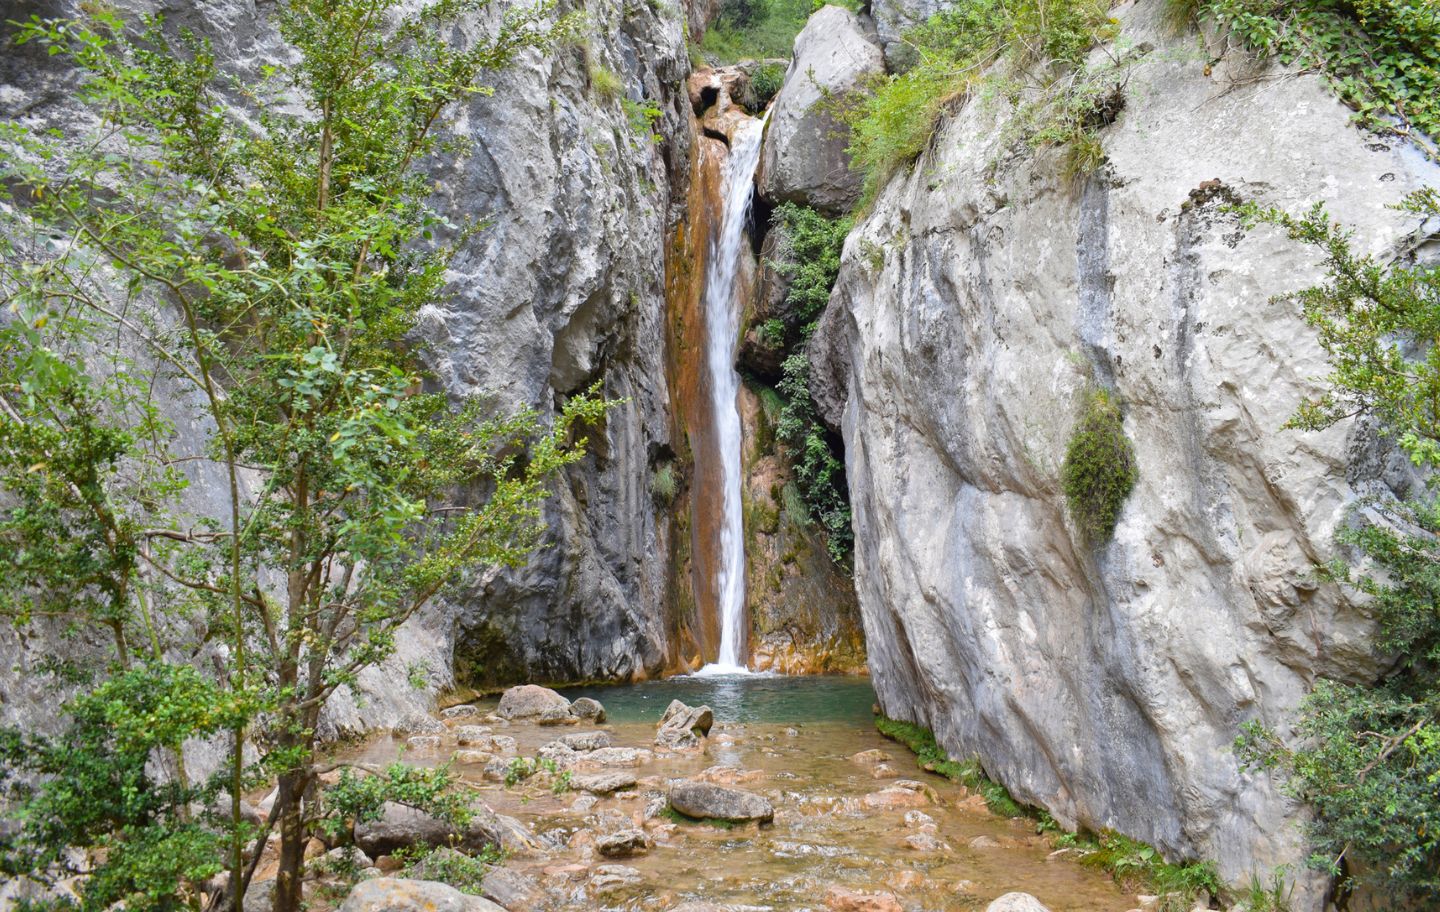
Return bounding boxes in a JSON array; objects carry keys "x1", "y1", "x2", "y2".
[{"x1": 348, "y1": 675, "x2": 1135, "y2": 911}]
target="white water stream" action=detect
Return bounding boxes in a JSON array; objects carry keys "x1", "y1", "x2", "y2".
[{"x1": 696, "y1": 114, "x2": 768, "y2": 677}]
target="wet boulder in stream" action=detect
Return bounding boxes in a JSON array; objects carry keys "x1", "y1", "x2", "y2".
[
  {"x1": 668, "y1": 780, "x2": 774, "y2": 823},
  {"x1": 497, "y1": 684, "x2": 572, "y2": 720},
  {"x1": 655, "y1": 700, "x2": 713, "y2": 750},
  {"x1": 338, "y1": 878, "x2": 505, "y2": 912}
]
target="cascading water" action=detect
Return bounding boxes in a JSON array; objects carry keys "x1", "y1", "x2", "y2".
[{"x1": 695, "y1": 113, "x2": 768, "y2": 677}]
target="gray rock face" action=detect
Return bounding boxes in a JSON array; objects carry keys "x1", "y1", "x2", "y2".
[
  {"x1": 758, "y1": 6, "x2": 884, "y2": 215},
  {"x1": 869, "y1": 0, "x2": 953, "y2": 70},
  {"x1": 817, "y1": 3, "x2": 1440, "y2": 900},
  {"x1": 0, "y1": 0, "x2": 693, "y2": 739},
  {"x1": 668, "y1": 781, "x2": 775, "y2": 822},
  {"x1": 338, "y1": 878, "x2": 505, "y2": 912},
  {"x1": 498, "y1": 684, "x2": 571, "y2": 720}
]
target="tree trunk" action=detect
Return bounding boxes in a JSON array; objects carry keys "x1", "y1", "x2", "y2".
[{"x1": 271, "y1": 764, "x2": 313, "y2": 912}]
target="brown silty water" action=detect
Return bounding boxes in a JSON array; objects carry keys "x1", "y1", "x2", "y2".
[{"x1": 344, "y1": 691, "x2": 1135, "y2": 911}]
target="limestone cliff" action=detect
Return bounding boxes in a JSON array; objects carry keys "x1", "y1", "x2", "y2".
[{"x1": 810, "y1": 0, "x2": 1439, "y2": 897}]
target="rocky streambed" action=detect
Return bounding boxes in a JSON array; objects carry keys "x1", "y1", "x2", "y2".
[{"x1": 307, "y1": 677, "x2": 1155, "y2": 912}]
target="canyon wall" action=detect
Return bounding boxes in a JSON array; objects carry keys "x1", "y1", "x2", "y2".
[{"x1": 807, "y1": 0, "x2": 1439, "y2": 896}]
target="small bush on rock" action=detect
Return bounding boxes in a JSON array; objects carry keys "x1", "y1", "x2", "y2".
[{"x1": 1060, "y1": 388, "x2": 1138, "y2": 543}]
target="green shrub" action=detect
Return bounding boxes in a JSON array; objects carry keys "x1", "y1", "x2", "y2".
[
  {"x1": 591, "y1": 64, "x2": 623, "y2": 100},
  {"x1": 651, "y1": 462, "x2": 678, "y2": 505},
  {"x1": 1192, "y1": 0, "x2": 1439, "y2": 161},
  {"x1": 839, "y1": 0, "x2": 1117, "y2": 204},
  {"x1": 750, "y1": 62, "x2": 787, "y2": 109},
  {"x1": 1076, "y1": 831, "x2": 1223, "y2": 911},
  {"x1": 700, "y1": 0, "x2": 814, "y2": 64},
  {"x1": 1060, "y1": 387, "x2": 1137, "y2": 544}
]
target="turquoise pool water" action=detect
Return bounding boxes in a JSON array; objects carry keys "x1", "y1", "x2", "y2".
[{"x1": 557, "y1": 673, "x2": 876, "y2": 725}]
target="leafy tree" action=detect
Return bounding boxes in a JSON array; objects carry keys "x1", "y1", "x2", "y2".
[
  {"x1": 0, "y1": 2, "x2": 602, "y2": 910},
  {"x1": 1060, "y1": 387, "x2": 1138, "y2": 544},
  {"x1": 1234, "y1": 189, "x2": 1440, "y2": 904}
]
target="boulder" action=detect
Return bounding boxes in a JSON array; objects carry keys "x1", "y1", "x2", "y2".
[
  {"x1": 570, "y1": 696, "x2": 607, "y2": 722},
  {"x1": 406, "y1": 735, "x2": 441, "y2": 751},
  {"x1": 757, "y1": 6, "x2": 884, "y2": 215},
  {"x1": 984, "y1": 895, "x2": 1053, "y2": 912},
  {"x1": 353, "y1": 802, "x2": 534, "y2": 857},
  {"x1": 538, "y1": 704, "x2": 580, "y2": 726},
  {"x1": 596, "y1": 828, "x2": 651, "y2": 857},
  {"x1": 480, "y1": 866, "x2": 544, "y2": 910},
  {"x1": 655, "y1": 700, "x2": 713, "y2": 750},
  {"x1": 393, "y1": 711, "x2": 444, "y2": 736},
  {"x1": 337, "y1": 878, "x2": 505, "y2": 912},
  {"x1": 668, "y1": 781, "x2": 774, "y2": 823},
  {"x1": 558, "y1": 730, "x2": 612, "y2": 751},
  {"x1": 497, "y1": 684, "x2": 571, "y2": 720},
  {"x1": 454, "y1": 725, "x2": 494, "y2": 746},
  {"x1": 439, "y1": 704, "x2": 478, "y2": 720},
  {"x1": 569, "y1": 771, "x2": 638, "y2": 795}
]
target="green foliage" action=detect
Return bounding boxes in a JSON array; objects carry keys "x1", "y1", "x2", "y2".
[
  {"x1": 1240, "y1": 867, "x2": 1295, "y2": 912},
  {"x1": 320, "y1": 763, "x2": 472, "y2": 842},
  {"x1": 839, "y1": 0, "x2": 1118, "y2": 204},
  {"x1": 698, "y1": 0, "x2": 813, "y2": 64},
  {"x1": 750, "y1": 62, "x2": 787, "y2": 110},
  {"x1": 763, "y1": 203, "x2": 854, "y2": 564},
  {"x1": 591, "y1": 64, "x2": 623, "y2": 100},
  {"x1": 1193, "y1": 0, "x2": 1439, "y2": 160},
  {"x1": 0, "y1": 664, "x2": 253, "y2": 911},
  {"x1": 1060, "y1": 388, "x2": 1138, "y2": 543},
  {"x1": 0, "y1": 3, "x2": 598, "y2": 910},
  {"x1": 1074, "y1": 831, "x2": 1223, "y2": 910},
  {"x1": 622, "y1": 96, "x2": 664, "y2": 144},
  {"x1": 396, "y1": 845, "x2": 500, "y2": 895},
  {"x1": 651, "y1": 462, "x2": 678, "y2": 505},
  {"x1": 502, "y1": 755, "x2": 559, "y2": 787},
  {"x1": 1232, "y1": 190, "x2": 1440, "y2": 905}
]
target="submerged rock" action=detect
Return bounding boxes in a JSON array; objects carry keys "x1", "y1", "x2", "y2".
[
  {"x1": 824, "y1": 886, "x2": 903, "y2": 912},
  {"x1": 559, "y1": 730, "x2": 612, "y2": 752},
  {"x1": 337, "y1": 878, "x2": 505, "y2": 912},
  {"x1": 984, "y1": 894, "x2": 1053, "y2": 912},
  {"x1": 668, "y1": 781, "x2": 774, "y2": 823},
  {"x1": 497, "y1": 684, "x2": 571, "y2": 720},
  {"x1": 570, "y1": 771, "x2": 638, "y2": 795}
]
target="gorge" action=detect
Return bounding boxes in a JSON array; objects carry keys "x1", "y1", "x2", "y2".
[{"x1": 0, "y1": 0, "x2": 1438, "y2": 911}]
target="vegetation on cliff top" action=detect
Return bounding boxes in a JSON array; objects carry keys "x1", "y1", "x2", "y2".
[
  {"x1": 698, "y1": 0, "x2": 859, "y2": 65},
  {"x1": 0, "y1": 2, "x2": 601, "y2": 910},
  {"x1": 1234, "y1": 189, "x2": 1440, "y2": 905},
  {"x1": 837, "y1": 0, "x2": 1121, "y2": 205}
]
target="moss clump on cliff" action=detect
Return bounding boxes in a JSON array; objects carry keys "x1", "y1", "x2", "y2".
[{"x1": 1060, "y1": 387, "x2": 1138, "y2": 544}]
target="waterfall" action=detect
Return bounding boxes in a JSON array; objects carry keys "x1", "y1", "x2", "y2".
[{"x1": 695, "y1": 114, "x2": 768, "y2": 677}]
